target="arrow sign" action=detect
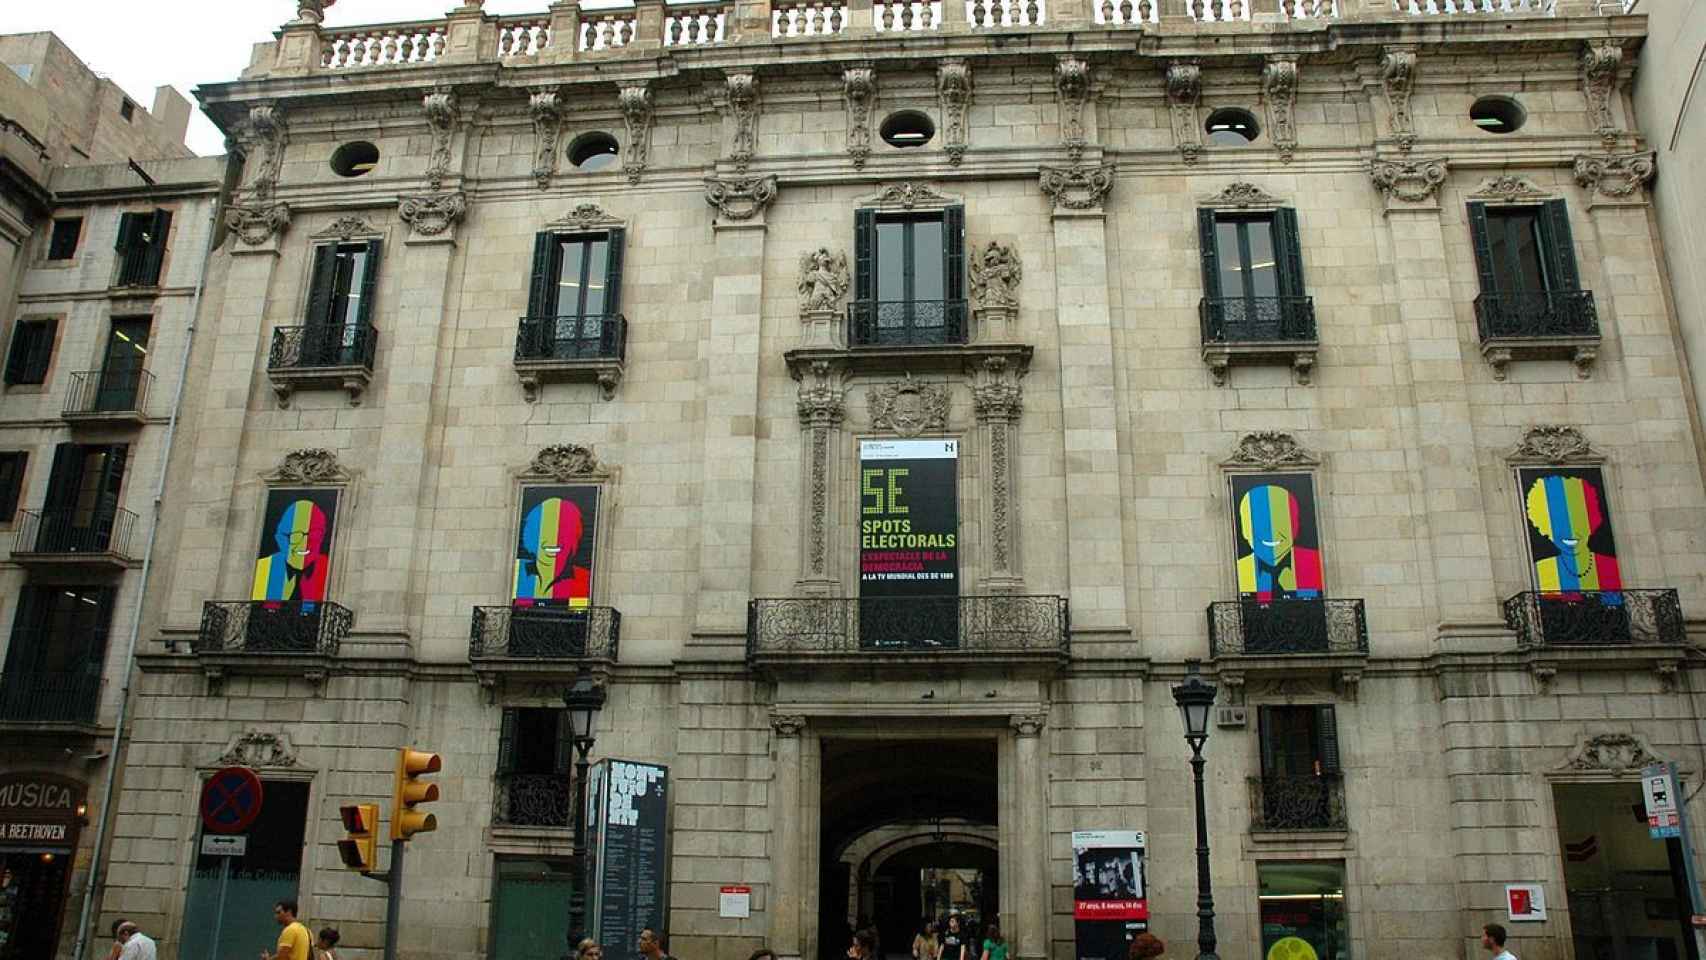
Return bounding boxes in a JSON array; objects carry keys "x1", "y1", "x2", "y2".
[
  {"x1": 200, "y1": 767, "x2": 264, "y2": 835},
  {"x1": 200, "y1": 834, "x2": 248, "y2": 857}
]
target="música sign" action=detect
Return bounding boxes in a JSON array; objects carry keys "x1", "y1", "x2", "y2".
[{"x1": 0, "y1": 773, "x2": 84, "y2": 851}]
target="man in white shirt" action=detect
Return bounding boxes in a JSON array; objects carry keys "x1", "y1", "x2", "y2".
[
  {"x1": 111, "y1": 921, "x2": 158, "y2": 960},
  {"x1": 1482, "y1": 923, "x2": 1516, "y2": 960}
]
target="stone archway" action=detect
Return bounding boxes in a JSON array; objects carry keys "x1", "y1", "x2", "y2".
[{"x1": 839, "y1": 821, "x2": 1001, "y2": 934}]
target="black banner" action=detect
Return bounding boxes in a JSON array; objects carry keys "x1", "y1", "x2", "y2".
[
  {"x1": 1072, "y1": 830, "x2": 1148, "y2": 960},
  {"x1": 858, "y1": 439, "x2": 959, "y2": 598},
  {"x1": 589, "y1": 760, "x2": 669, "y2": 958}
]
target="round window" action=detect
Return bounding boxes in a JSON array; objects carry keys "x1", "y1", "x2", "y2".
[
  {"x1": 568, "y1": 132, "x2": 621, "y2": 171},
  {"x1": 1470, "y1": 96, "x2": 1526, "y2": 135},
  {"x1": 880, "y1": 111, "x2": 936, "y2": 148},
  {"x1": 330, "y1": 141, "x2": 380, "y2": 178},
  {"x1": 1205, "y1": 109, "x2": 1260, "y2": 147}
]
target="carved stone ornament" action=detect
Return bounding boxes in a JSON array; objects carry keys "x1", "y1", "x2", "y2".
[
  {"x1": 726, "y1": 72, "x2": 760, "y2": 170},
  {"x1": 1262, "y1": 57, "x2": 1299, "y2": 163},
  {"x1": 1380, "y1": 46, "x2": 1417, "y2": 151},
  {"x1": 969, "y1": 241, "x2": 1022, "y2": 309},
  {"x1": 618, "y1": 82, "x2": 654, "y2": 184},
  {"x1": 270, "y1": 448, "x2": 352, "y2": 484},
  {"x1": 705, "y1": 175, "x2": 779, "y2": 222},
  {"x1": 294, "y1": 0, "x2": 334, "y2": 24},
  {"x1": 1468, "y1": 176, "x2": 1550, "y2": 203},
  {"x1": 873, "y1": 182, "x2": 953, "y2": 210},
  {"x1": 1556, "y1": 732, "x2": 1664, "y2": 774},
  {"x1": 1224, "y1": 432, "x2": 1321, "y2": 470},
  {"x1": 971, "y1": 355, "x2": 1023, "y2": 422},
  {"x1": 549, "y1": 202, "x2": 623, "y2": 232},
  {"x1": 529, "y1": 88, "x2": 563, "y2": 189},
  {"x1": 527, "y1": 444, "x2": 605, "y2": 480},
  {"x1": 1370, "y1": 156, "x2": 1448, "y2": 205},
  {"x1": 313, "y1": 216, "x2": 377, "y2": 240},
  {"x1": 1202, "y1": 182, "x2": 1283, "y2": 209},
  {"x1": 397, "y1": 191, "x2": 467, "y2": 238},
  {"x1": 796, "y1": 360, "x2": 846, "y2": 426},
  {"x1": 1581, "y1": 40, "x2": 1623, "y2": 146},
  {"x1": 422, "y1": 88, "x2": 458, "y2": 190},
  {"x1": 1574, "y1": 151, "x2": 1657, "y2": 200},
  {"x1": 225, "y1": 201, "x2": 292, "y2": 247},
  {"x1": 1010, "y1": 714, "x2": 1047, "y2": 737},
  {"x1": 869, "y1": 375, "x2": 950, "y2": 437},
  {"x1": 844, "y1": 65, "x2": 876, "y2": 170},
  {"x1": 216, "y1": 730, "x2": 300, "y2": 768},
  {"x1": 798, "y1": 248, "x2": 851, "y2": 313},
  {"x1": 770, "y1": 713, "x2": 807, "y2": 737},
  {"x1": 1166, "y1": 60, "x2": 1203, "y2": 164},
  {"x1": 938, "y1": 59, "x2": 973, "y2": 166},
  {"x1": 1507, "y1": 425, "x2": 1602, "y2": 464},
  {"x1": 1039, "y1": 164, "x2": 1115, "y2": 211},
  {"x1": 1055, "y1": 56, "x2": 1090, "y2": 160},
  {"x1": 241, "y1": 104, "x2": 287, "y2": 201}
]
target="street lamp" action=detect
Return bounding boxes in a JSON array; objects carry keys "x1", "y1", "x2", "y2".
[
  {"x1": 563, "y1": 670, "x2": 607, "y2": 946},
  {"x1": 1171, "y1": 659, "x2": 1220, "y2": 960}
]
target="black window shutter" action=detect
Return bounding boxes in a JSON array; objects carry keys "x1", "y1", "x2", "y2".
[
  {"x1": 305, "y1": 244, "x2": 341, "y2": 327},
  {"x1": 1274, "y1": 208, "x2": 1306, "y2": 298},
  {"x1": 1257, "y1": 705, "x2": 1278, "y2": 777},
  {"x1": 27, "y1": 318, "x2": 57, "y2": 382},
  {"x1": 3, "y1": 586, "x2": 43, "y2": 672},
  {"x1": 854, "y1": 208, "x2": 876, "y2": 303},
  {"x1": 356, "y1": 239, "x2": 383, "y2": 328},
  {"x1": 1314, "y1": 704, "x2": 1341, "y2": 775},
  {"x1": 1467, "y1": 202, "x2": 1499, "y2": 297},
  {"x1": 97, "y1": 444, "x2": 129, "y2": 509},
  {"x1": 87, "y1": 586, "x2": 118, "y2": 661},
  {"x1": 42, "y1": 443, "x2": 79, "y2": 514},
  {"x1": 603, "y1": 228, "x2": 626, "y2": 317},
  {"x1": 114, "y1": 212, "x2": 138, "y2": 254},
  {"x1": 527, "y1": 232, "x2": 557, "y2": 317},
  {"x1": 141, "y1": 209, "x2": 172, "y2": 285},
  {"x1": 1540, "y1": 199, "x2": 1581, "y2": 292},
  {"x1": 943, "y1": 204, "x2": 966, "y2": 303},
  {"x1": 554, "y1": 710, "x2": 576, "y2": 774},
  {"x1": 1198, "y1": 208, "x2": 1223, "y2": 300},
  {"x1": 4, "y1": 323, "x2": 34, "y2": 384},
  {"x1": 0, "y1": 452, "x2": 24, "y2": 521},
  {"x1": 497, "y1": 709, "x2": 519, "y2": 775}
]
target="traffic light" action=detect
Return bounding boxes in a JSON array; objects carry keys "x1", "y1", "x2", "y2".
[
  {"x1": 337, "y1": 803, "x2": 380, "y2": 871},
  {"x1": 391, "y1": 747, "x2": 442, "y2": 841}
]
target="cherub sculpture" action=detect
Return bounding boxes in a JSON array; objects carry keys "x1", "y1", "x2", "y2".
[
  {"x1": 798, "y1": 248, "x2": 850, "y2": 313},
  {"x1": 969, "y1": 241, "x2": 1022, "y2": 308}
]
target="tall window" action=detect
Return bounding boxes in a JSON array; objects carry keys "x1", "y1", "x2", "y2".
[
  {"x1": 114, "y1": 209, "x2": 172, "y2": 287},
  {"x1": 1, "y1": 584, "x2": 114, "y2": 723},
  {"x1": 524, "y1": 229, "x2": 626, "y2": 360},
  {"x1": 1256, "y1": 705, "x2": 1342, "y2": 830},
  {"x1": 494, "y1": 708, "x2": 574, "y2": 827},
  {"x1": 38, "y1": 443, "x2": 128, "y2": 552},
  {"x1": 852, "y1": 205, "x2": 966, "y2": 346},
  {"x1": 0, "y1": 451, "x2": 26, "y2": 523},
  {"x1": 1197, "y1": 208, "x2": 1309, "y2": 341},
  {"x1": 47, "y1": 218, "x2": 82, "y2": 261},
  {"x1": 304, "y1": 240, "x2": 382, "y2": 366},
  {"x1": 3, "y1": 317, "x2": 57, "y2": 385},
  {"x1": 96, "y1": 317, "x2": 151, "y2": 411},
  {"x1": 1468, "y1": 200, "x2": 1588, "y2": 340}
]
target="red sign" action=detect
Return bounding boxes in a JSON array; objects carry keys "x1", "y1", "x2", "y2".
[
  {"x1": 200, "y1": 767, "x2": 264, "y2": 835},
  {"x1": 1073, "y1": 899, "x2": 1149, "y2": 921}
]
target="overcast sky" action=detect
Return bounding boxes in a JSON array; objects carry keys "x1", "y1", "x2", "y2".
[{"x1": 0, "y1": 1, "x2": 558, "y2": 155}]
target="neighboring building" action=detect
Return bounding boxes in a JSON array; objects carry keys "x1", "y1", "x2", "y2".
[
  {"x1": 0, "y1": 32, "x2": 194, "y2": 168},
  {"x1": 70, "y1": 3, "x2": 1706, "y2": 960}
]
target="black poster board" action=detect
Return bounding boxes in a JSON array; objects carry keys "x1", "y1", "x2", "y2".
[
  {"x1": 588, "y1": 759, "x2": 670, "y2": 958},
  {"x1": 857, "y1": 439, "x2": 959, "y2": 648},
  {"x1": 1071, "y1": 830, "x2": 1148, "y2": 960}
]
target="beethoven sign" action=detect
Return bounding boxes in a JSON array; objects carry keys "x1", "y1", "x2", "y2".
[{"x1": 0, "y1": 773, "x2": 84, "y2": 851}]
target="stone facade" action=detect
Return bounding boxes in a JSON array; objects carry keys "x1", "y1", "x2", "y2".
[{"x1": 25, "y1": 4, "x2": 1706, "y2": 960}]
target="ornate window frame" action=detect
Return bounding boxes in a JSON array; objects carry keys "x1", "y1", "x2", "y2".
[
  {"x1": 297, "y1": 215, "x2": 387, "y2": 319},
  {"x1": 1501, "y1": 423, "x2": 1620, "y2": 588},
  {"x1": 517, "y1": 204, "x2": 631, "y2": 402},
  {"x1": 245, "y1": 447, "x2": 358, "y2": 606}
]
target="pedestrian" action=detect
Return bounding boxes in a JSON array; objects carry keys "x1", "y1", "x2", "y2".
[
  {"x1": 1129, "y1": 933, "x2": 1165, "y2": 960},
  {"x1": 912, "y1": 920, "x2": 938, "y2": 960},
  {"x1": 108, "y1": 921, "x2": 157, "y2": 960},
  {"x1": 849, "y1": 929, "x2": 879, "y2": 960},
  {"x1": 639, "y1": 928, "x2": 676, "y2": 960},
  {"x1": 978, "y1": 925, "x2": 1007, "y2": 960},
  {"x1": 577, "y1": 940, "x2": 605, "y2": 960},
  {"x1": 315, "y1": 928, "x2": 340, "y2": 960},
  {"x1": 748, "y1": 948, "x2": 777, "y2": 960},
  {"x1": 262, "y1": 898, "x2": 313, "y2": 960},
  {"x1": 1482, "y1": 923, "x2": 1516, "y2": 960},
  {"x1": 938, "y1": 915, "x2": 967, "y2": 960}
]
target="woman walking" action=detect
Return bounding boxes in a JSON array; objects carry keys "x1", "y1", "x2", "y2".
[
  {"x1": 939, "y1": 915, "x2": 968, "y2": 960},
  {"x1": 978, "y1": 925, "x2": 1007, "y2": 960},
  {"x1": 912, "y1": 921, "x2": 938, "y2": 960}
]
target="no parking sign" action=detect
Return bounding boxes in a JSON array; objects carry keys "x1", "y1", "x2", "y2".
[{"x1": 200, "y1": 767, "x2": 264, "y2": 835}]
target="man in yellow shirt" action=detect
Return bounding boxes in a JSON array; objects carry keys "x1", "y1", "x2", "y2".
[{"x1": 262, "y1": 899, "x2": 313, "y2": 960}]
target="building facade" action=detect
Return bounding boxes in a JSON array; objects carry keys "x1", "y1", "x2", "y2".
[{"x1": 52, "y1": 3, "x2": 1706, "y2": 960}]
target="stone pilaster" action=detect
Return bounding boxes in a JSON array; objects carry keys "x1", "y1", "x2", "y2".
[
  {"x1": 796, "y1": 362, "x2": 845, "y2": 595},
  {"x1": 973, "y1": 357, "x2": 1024, "y2": 593},
  {"x1": 769, "y1": 714, "x2": 806, "y2": 960},
  {"x1": 1010, "y1": 713, "x2": 1049, "y2": 960}
]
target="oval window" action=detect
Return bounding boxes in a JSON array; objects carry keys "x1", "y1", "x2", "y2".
[
  {"x1": 568, "y1": 132, "x2": 620, "y2": 171},
  {"x1": 1470, "y1": 96, "x2": 1526, "y2": 135},
  {"x1": 330, "y1": 141, "x2": 380, "y2": 178},
  {"x1": 880, "y1": 111, "x2": 936, "y2": 148},
  {"x1": 1205, "y1": 109, "x2": 1260, "y2": 147}
]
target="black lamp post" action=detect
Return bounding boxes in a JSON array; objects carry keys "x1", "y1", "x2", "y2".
[
  {"x1": 1171, "y1": 659, "x2": 1220, "y2": 960},
  {"x1": 563, "y1": 670, "x2": 607, "y2": 947}
]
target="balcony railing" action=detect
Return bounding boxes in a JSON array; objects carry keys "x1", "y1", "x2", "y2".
[
  {"x1": 469, "y1": 605, "x2": 622, "y2": 662},
  {"x1": 1207, "y1": 598, "x2": 1369, "y2": 657},
  {"x1": 493, "y1": 772, "x2": 573, "y2": 827},
  {"x1": 12, "y1": 508, "x2": 138, "y2": 559},
  {"x1": 747, "y1": 595, "x2": 1069, "y2": 658},
  {"x1": 1200, "y1": 296, "x2": 1317, "y2": 345},
  {"x1": 1503, "y1": 589, "x2": 1685, "y2": 649},
  {"x1": 1249, "y1": 774, "x2": 1347, "y2": 831},
  {"x1": 847, "y1": 300, "x2": 970, "y2": 348},
  {"x1": 269, "y1": 323, "x2": 379, "y2": 372},
  {"x1": 514, "y1": 315, "x2": 626, "y2": 363},
  {"x1": 0, "y1": 672, "x2": 102, "y2": 725},
  {"x1": 1474, "y1": 290, "x2": 1598, "y2": 342},
  {"x1": 195, "y1": 600, "x2": 353, "y2": 657},
  {"x1": 63, "y1": 369, "x2": 154, "y2": 419}
]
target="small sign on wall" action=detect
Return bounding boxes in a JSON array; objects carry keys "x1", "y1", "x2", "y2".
[
  {"x1": 1506, "y1": 884, "x2": 1547, "y2": 922},
  {"x1": 719, "y1": 885, "x2": 751, "y2": 919}
]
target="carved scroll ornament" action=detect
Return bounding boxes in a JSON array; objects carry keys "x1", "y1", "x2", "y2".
[
  {"x1": 1039, "y1": 163, "x2": 1115, "y2": 211},
  {"x1": 869, "y1": 375, "x2": 950, "y2": 437},
  {"x1": 1507, "y1": 425, "x2": 1601, "y2": 464},
  {"x1": 530, "y1": 88, "x2": 563, "y2": 189},
  {"x1": 1262, "y1": 57, "x2": 1298, "y2": 163},
  {"x1": 619, "y1": 82, "x2": 654, "y2": 184},
  {"x1": 1574, "y1": 152, "x2": 1656, "y2": 200},
  {"x1": 270, "y1": 448, "x2": 352, "y2": 484},
  {"x1": 705, "y1": 175, "x2": 779, "y2": 221},
  {"x1": 844, "y1": 66, "x2": 876, "y2": 170},
  {"x1": 1380, "y1": 46, "x2": 1417, "y2": 151},
  {"x1": 528, "y1": 444, "x2": 605, "y2": 480},
  {"x1": 1055, "y1": 56, "x2": 1090, "y2": 160},
  {"x1": 1166, "y1": 60, "x2": 1202, "y2": 164},
  {"x1": 1370, "y1": 156, "x2": 1448, "y2": 205},
  {"x1": 938, "y1": 60, "x2": 973, "y2": 166},
  {"x1": 1224, "y1": 432, "x2": 1320, "y2": 470}
]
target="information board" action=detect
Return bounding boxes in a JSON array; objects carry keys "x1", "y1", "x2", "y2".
[
  {"x1": 1645, "y1": 763, "x2": 1682, "y2": 839},
  {"x1": 588, "y1": 759, "x2": 670, "y2": 956},
  {"x1": 1071, "y1": 830, "x2": 1148, "y2": 960},
  {"x1": 858, "y1": 439, "x2": 959, "y2": 599}
]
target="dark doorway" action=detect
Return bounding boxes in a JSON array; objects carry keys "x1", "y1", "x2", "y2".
[
  {"x1": 95, "y1": 317, "x2": 150, "y2": 412},
  {"x1": 1554, "y1": 782, "x2": 1699, "y2": 960},
  {"x1": 180, "y1": 780, "x2": 311, "y2": 960},
  {"x1": 0, "y1": 849, "x2": 73, "y2": 960},
  {"x1": 818, "y1": 738, "x2": 999, "y2": 960}
]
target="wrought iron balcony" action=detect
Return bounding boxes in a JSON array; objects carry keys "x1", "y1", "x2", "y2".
[
  {"x1": 1248, "y1": 774, "x2": 1347, "y2": 832},
  {"x1": 0, "y1": 671, "x2": 102, "y2": 726},
  {"x1": 469, "y1": 605, "x2": 622, "y2": 662},
  {"x1": 1199, "y1": 296, "x2": 1319, "y2": 386},
  {"x1": 747, "y1": 595, "x2": 1069, "y2": 665},
  {"x1": 1503, "y1": 589, "x2": 1684, "y2": 649},
  {"x1": 512, "y1": 314, "x2": 627, "y2": 402},
  {"x1": 63, "y1": 369, "x2": 154, "y2": 423},
  {"x1": 11, "y1": 508, "x2": 139, "y2": 567},
  {"x1": 847, "y1": 299, "x2": 969, "y2": 348},
  {"x1": 492, "y1": 772, "x2": 572, "y2": 828},
  {"x1": 195, "y1": 600, "x2": 353, "y2": 657},
  {"x1": 1207, "y1": 598, "x2": 1369, "y2": 657},
  {"x1": 1474, "y1": 290, "x2": 1600, "y2": 379},
  {"x1": 266, "y1": 323, "x2": 378, "y2": 406}
]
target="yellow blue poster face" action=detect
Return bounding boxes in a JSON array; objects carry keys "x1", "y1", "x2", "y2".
[
  {"x1": 251, "y1": 487, "x2": 338, "y2": 607},
  {"x1": 1229, "y1": 473, "x2": 1324, "y2": 602},
  {"x1": 1517, "y1": 467, "x2": 1621, "y2": 595},
  {"x1": 514, "y1": 484, "x2": 598, "y2": 608}
]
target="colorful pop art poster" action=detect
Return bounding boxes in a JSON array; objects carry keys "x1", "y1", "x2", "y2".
[
  {"x1": 1071, "y1": 830, "x2": 1147, "y2": 960},
  {"x1": 251, "y1": 487, "x2": 339, "y2": 608},
  {"x1": 514, "y1": 484, "x2": 599, "y2": 609},
  {"x1": 858, "y1": 438, "x2": 959, "y2": 600},
  {"x1": 1229, "y1": 473, "x2": 1324, "y2": 602},
  {"x1": 1517, "y1": 467, "x2": 1622, "y2": 596}
]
